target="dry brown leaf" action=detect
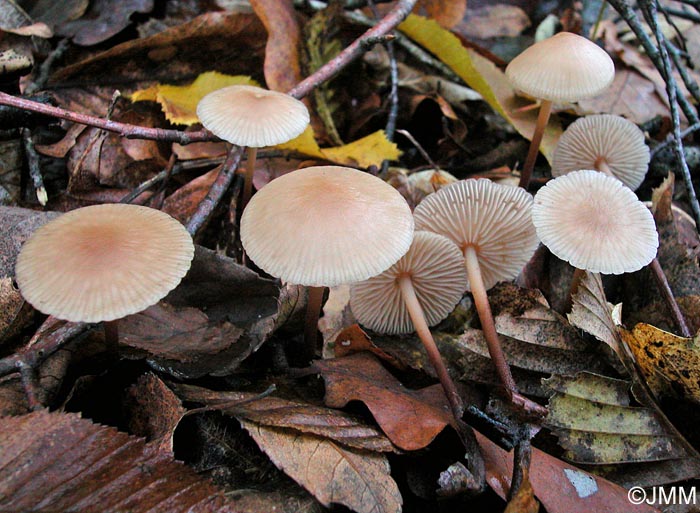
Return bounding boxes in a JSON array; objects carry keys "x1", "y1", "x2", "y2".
[
  {"x1": 0, "y1": 276, "x2": 27, "y2": 343},
  {"x1": 0, "y1": 206, "x2": 60, "y2": 278},
  {"x1": 413, "y1": 0, "x2": 466, "y2": 29},
  {"x1": 123, "y1": 373, "x2": 186, "y2": 452},
  {"x1": 242, "y1": 421, "x2": 402, "y2": 513},
  {"x1": 172, "y1": 383, "x2": 396, "y2": 453},
  {"x1": 455, "y1": 4, "x2": 530, "y2": 39},
  {"x1": 0, "y1": 410, "x2": 234, "y2": 512},
  {"x1": 162, "y1": 167, "x2": 220, "y2": 225},
  {"x1": 312, "y1": 353, "x2": 454, "y2": 450},
  {"x1": 250, "y1": 0, "x2": 302, "y2": 91},
  {"x1": 51, "y1": 11, "x2": 265, "y2": 85},
  {"x1": 55, "y1": 0, "x2": 154, "y2": 46},
  {"x1": 503, "y1": 468, "x2": 539, "y2": 513}
]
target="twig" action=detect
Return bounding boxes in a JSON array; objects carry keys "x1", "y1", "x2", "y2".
[
  {"x1": 0, "y1": 91, "x2": 213, "y2": 144},
  {"x1": 396, "y1": 129, "x2": 440, "y2": 170},
  {"x1": 649, "y1": 121, "x2": 700, "y2": 157},
  {"x1": 25, "y1": 39, "x2": 70, "y2": 95},
  {"x1": 666, "y1": 41, "x2": 700, "y2": 104},
  {"x1": 186, "y1": 147, "x2": 244, "y2": 236},
  {"x1": 640, "y1": 0, "x2": 700, "y2": 230},
  {"x1": 21, "y1": 128, "x2": 47, "y2": 206},
  {"x1": 649, "y1": 257, "x2": 692, "y2": 337},
  {"x1": 151, "y1": 153, "x2": 178, "y2": 209},
  {"x1": 607, "y1": 0, "x2": 700, "y2": 125},
  {"x1": 659, "y1": 5, "x2": 700, "y2": 22},
  {"x1": 287, "y1": 0, "x2": 419, "y2": 99}
]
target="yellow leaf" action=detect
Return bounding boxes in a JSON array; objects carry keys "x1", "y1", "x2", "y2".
[
  {"x1": 621, "y1": 322, "x2": 700, "y2": 404},
  {"x1": 398, "y1": 15, "x2": 561, "y2": 162},
  {"x1": 130, "y1": 71, "x2": 258, "y2": 125},
  {"x1": 277, "y1": 127, "x2": 400, "y2": 168}
]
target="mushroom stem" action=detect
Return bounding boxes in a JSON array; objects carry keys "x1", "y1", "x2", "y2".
[
  {"x1": 304, "y1": 285, "x2": 325, "y2": 361},
  {"x1": 464, "y1": 246, "x2": 547, "y2": 417},
  {"x1": 649, "y1": 257, "x2": 692, "y2": 337},
  {"x1": 397, "y1": 274, "x2": 464, "y2": 419},
  {"x1": 242, "y1": 147, "x2": 258, "y2": 212},
  {"x1": 519, "y1": 99, "x2": 553, "y2": 190},
  {"x1": 594, "y1": 157, "x2": 614, "y2": 177},
  {"x1": 103, "y1": 320, "x2": 119, "y2": 351}
]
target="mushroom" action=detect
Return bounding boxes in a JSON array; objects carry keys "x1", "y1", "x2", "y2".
[
  {"x1": 505, "y1": 32, "x2": 615, "y2": 189},
  {"x1": 240, "y1": 165, "x2": 414, "y2": 360},
  {"x1": 15, "y1": 203, "x2": 195, "y2": 346},
  {"x1": 413, "y1": 179, "x2": 544, "y2": 414},
  {"x1": 532, "y1": 170, "x2": 658, "y2": 306},
  {"x1": 350, "y1": 231, "x2": 468, "y2": 420},
  {"x1": 196, "y1": 85, "x2": 310, "y2": 209},
  {"x1": 552, "y1": 114, "x2": 650, "y2": 191}
]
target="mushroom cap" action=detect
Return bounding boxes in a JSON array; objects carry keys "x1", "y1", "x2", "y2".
[
  {"x1": 350, "y1": 231, "x2": 467, "y2": 335},
  {"x1": 196, "y1": 85, "x2": 309, "y2": 147},
  {"x1": 552, "y1": 114, "x2": 650, "y2": 191},
  {"x1": 15, "y1": 204, "x2": 195, "y2": 323},
  {"x1": 505, "y1": 32, "x2": 615, "y2": 103},
  {"x1": 240, "y1": 166, "x2": 414, "y2": 287},
  {"x1": 532, "y1": 170, "x2": 658, "y2": 274},
  {"x1": 413, "y1": 179, "x2": 539, "y2": 291}
]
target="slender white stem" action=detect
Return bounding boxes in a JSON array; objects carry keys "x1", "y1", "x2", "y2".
[
  {"x1": 242, "y1": 147, "x2": 257, "y2": 211},
  {"x1": 519, "y1": 99, "x2": 553, "y2": 190},
  {"x1": 594, "y1": 157, "x2": 614, "y2": 177},
  {"x1": 464, "y1": 246, "x2": 517, "y2": 395},
  {"x1": 397, "y1": 274, "x2": 464, "y2": 419}
]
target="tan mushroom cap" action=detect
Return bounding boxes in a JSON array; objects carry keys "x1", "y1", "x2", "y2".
[
  {"x1": 413, "y1": 179, "x2": 539, "y2": 291},
  {"x1": 350, "y1": 231, "x2": 467, "y2": 334},
  {"x1": 196, "y1": 85, "x2": 310, "y2": 148},
  {"x1": 505, "y1": 32, "x2": 615, "y2": 103},
  {"x1": 15, "y1": 204, "x2": 195, "y2": 323},
  {"x1": 240, "y1": 166, "x2": 414, "y2": 287},
  {"x1": 552, "y1": 114, "x2": 650, "y2": 191},
  {"x1": 532, "y1": 170, "x2": 658, "y2": 274}
]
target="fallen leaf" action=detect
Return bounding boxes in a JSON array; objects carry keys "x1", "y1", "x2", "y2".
[
  {"x1": 56, "y1": 0, "x2": 154, "y2": 46},
  {"x1": 622, "y1": 323, "x2": 700, "y2": 404},
  {"x1": 312, "y1": 353, "x2": 455, "y2": 450},
  {"x1": 0, "y1": 410, "x2": 234, "y2": 512},
  {"x1": 0, "y1": 206, "x2": 60, "y2": 278},
  {"x1": 250, "y1": 0, "x2": 302, "y2": 91},
  {"x1": 277, "y1": 127, "x2": 401, "y2": 168},
  {"x1": 455, "y1": 4, "x2": 530, "y2": 40},
  {"x1": 413, "y1": 0, "x2": 466, "y2": 29},
  {"x1": 130, "y1": 72, "x2": 258, "y2": 125},
  {"x1": 29, "y1": 0, "x2": 88, "y2": 29},
  {"x1": 162, "y1": 167, "x2": 221, "y2": 225},
  {"x1": 242, "y1": 422, "x2": 402, "y2": 513},
  {"x1": 319, "y1": 284, "x2": 353, "y2": 352},
  {"x1": 476, "y1": 431, "x2": 661, "y2": 513},
  {"x1": 398, "y1": 14, "x2": 562, "y2": 163},
  {"x1": 0, "y1": 276, "x2": 30, "y2": 344},
  {"x1": 503, "y1": 468, "x2": 539, "y2": 513},
  {"x1": 172, "y1": 383, "x2": 396, "y2": 453},
  {"x1": 123, "y1": 373, "x2": 186, "y2": 452}
]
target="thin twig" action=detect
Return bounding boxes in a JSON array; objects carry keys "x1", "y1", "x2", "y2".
[
  {"x1": 649, "y1": 257, "x2": 692, "y2": 337},
  {"x1": 607, "y1": 0, "x2": 700, "y2": 125},
  {"x1": 650, "y1": 121, "x2": 700, "y2": 157},
  {"x1": 25, "y1": 38, "x2": 70, "y2": 95},
  {"x1": 21, "y1": 128, "x2": 47, "y2": 206},
  {"x1": 640, "y1": 0, "x2": 700, "y2": 229},
  {"x1": 397, "y1": 129, "x2": 440, "y2": 170},
  {"x1": 0, "y1": 91, "x2": 213, "y2": 144}
]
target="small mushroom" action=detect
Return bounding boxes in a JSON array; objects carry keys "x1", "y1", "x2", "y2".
[
  {"x1": 505, "y1": 32, "x2": 615, "y2": 189},
  {"x1": 196, "y1": 85, "x2": 310, "y2": 209},
  {"x1": 241, "y1": 165, "x2": 414, "y2": 360},
  {"x1": 351, "y1": 231, "x2": 468, "y2": 421},
  {"x1": 413, "y1": 179, "x2": 544, "y2": 415},
  {"x1": 552, "y1": 114, "x2": 650, "y2": 191},
  {"x1": 15, "y1": 203, "x2": 195, "y2": 345},
  {"x1": 532, "y1": 170, "x2": 658, "y2": 275}
]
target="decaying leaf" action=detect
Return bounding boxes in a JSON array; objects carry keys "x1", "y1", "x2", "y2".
[
  {"x1": 413, "y1": 0, "x2": 466, "y2": 29},
  {"x1": 622, "y1": 323, "x2": 700, "y2": 404},
  {"x1": 277, "y1": 126, "x2": 401, "y2": 168},
  {"x1": 0, "y1": 206, "x2": 60, "y2": 278},
  {"x1": 123, "y1": 372, "x2": 186, "y2": 452},
  {"x1": 0, "y1": 410, "x2": 233, "y2": 512},
  {"x1": 242, "y1": 422, "x2": 402, "y2": 513},
  {"x1": 172, "y1": 383, "x2": 396, "y2": 453},
  {"x1": 312, "y1": 353, "x2": 455, "y2": 450},
  {"x1": 251, "y1": 0, "x2": 302, "y2": 92},
  {"x1": 0, "y1": 276, "x2": 30, "y2": 344},
  {"x1": 503, "y1": 468, "x2": 539, "y2": 513},
  {"x1": 398, "y1": 14, "x2": 562, "y2": 163},
  {"x1": 130, "y1": 72, "x2": 257, "y2": 125}
]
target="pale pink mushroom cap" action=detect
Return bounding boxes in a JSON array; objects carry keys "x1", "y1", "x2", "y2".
[
  {"x1": 15, "y1": 204, "x2": 195, "y2": 323},
  {"x1": 413, "y1": 179, "x2": 539, "y2": 291},
  {"x1": 552, "y1": 114, "x2": 650, "y2": 191},
  {"x1": 196, "y1": 85, "x2": 310, "y2": 147},
  {"x1": 505, "y1": 32, "x2": 615, "y2": 103},
  {"x1": 350, "y1": 231, "x2": 467, "y2": 334},
  {"x1": 240, "y1": 166, "x2": 414, "y2": 287},
  {"x1": 532, "y1": 170, "x2": 658, "y2": 274}
]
